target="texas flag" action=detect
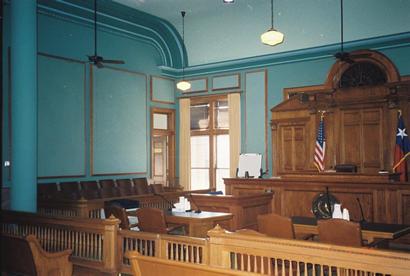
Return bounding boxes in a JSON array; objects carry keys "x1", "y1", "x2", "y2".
[{"x1": 393, "y1": 112, "x2": 410, "y2": 182}]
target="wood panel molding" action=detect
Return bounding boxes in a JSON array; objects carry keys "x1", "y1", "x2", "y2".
[
  {"x1": 272, "y1": 49, "x2": 410, "y2": 175},
  {"x1": 224, "y1": 176, "x2": 410, "y2": 226}
]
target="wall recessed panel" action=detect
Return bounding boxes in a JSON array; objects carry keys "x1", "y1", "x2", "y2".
[
  {"x1": 212, "y1": 74, "x2": 240, "y2": 91},
  {"x1": 245, "y1": 70, "x2": 267, "y2": 171},
  {"x1": 92, "y1": 67, "x2": 147, "y2": 175},
  {"x1": 151, "y1": 76, "x2": 175, "y2": 104},
  {"x1": 183, "y1": 78, "x2": 208, "y2": 93},
  {"x1": 38, "y1": 54, "x2": 86, "y2": 177}
]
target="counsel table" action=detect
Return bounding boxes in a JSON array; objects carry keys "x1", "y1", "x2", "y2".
[
  {"x1": 292, "y1": 216, "x2": 410, "y2": 243},
  {"x1": 165, "y1": 211, "x2": 233, "y2": 238}
]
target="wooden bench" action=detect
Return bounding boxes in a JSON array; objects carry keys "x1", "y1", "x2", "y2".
[
  {"x1": 125, "y1": 251, "x2": 256, "y2": 276},
  {"x1": 1, "y1": 234, "x2": 72, "y2": 276}
]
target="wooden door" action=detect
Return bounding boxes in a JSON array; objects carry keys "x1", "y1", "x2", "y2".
[{"x1": 340, "y1": 107, "x2": 383, "y2": 173}]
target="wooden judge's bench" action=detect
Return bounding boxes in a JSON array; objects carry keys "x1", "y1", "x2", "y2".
[{"x1": 224, "y1": 174, "x2": 410, "y2": 225}]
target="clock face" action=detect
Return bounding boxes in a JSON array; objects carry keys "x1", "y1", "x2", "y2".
[{"x1": 312, "y1": 193, "x2": 340, "y2": 219}]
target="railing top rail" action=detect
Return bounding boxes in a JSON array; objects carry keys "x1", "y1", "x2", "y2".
[
  {"x1": 208, "y1": 226, "x2": 410, "y2": 262},
  {"x1": 1, "y1": 210, "x2": 120, "y2": 229},
  {"x1": 119, "y1": 229, "x2": 208, "y2": 245}
]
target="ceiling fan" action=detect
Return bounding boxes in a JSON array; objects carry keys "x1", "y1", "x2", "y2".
[
  {"x1": 88, "y1": 0, "x2": 124, "y2": 68},
  {"x1": 334, "y1": 0, "x2": 369, "y2": 64}
]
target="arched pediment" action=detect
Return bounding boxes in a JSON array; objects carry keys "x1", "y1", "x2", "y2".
[{"x1": 324, "y1": 50, "x2": 400, "y2": 89}]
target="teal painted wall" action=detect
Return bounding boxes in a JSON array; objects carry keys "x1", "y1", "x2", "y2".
[
  {"x1": 92, "y1": 67, "x2": 147, "y2": 175},
  {"x1": 2, "y1": 1, "x2": 410, "y2": 190},
  {"x1": 38, "y1": 55, "x2": 86, "y2": 178},
  {"x1": 2, "y1": 7, "x2": 176, "y2": 187},
  {"x1": 177, "y1": 43, "x2": 410, "y2": 177}
]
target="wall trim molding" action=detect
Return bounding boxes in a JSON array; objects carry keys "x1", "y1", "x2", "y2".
[
  {"x1": 160, "y1": 32, "x2": 410, "y2": 78},
  {"x1": 34, "y1": 0, "x2": 186, "y2": 68}
]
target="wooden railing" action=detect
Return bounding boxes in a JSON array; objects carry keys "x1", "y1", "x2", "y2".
[
  {"x1": 2, "y1": 210, "x2": 410, "y2": 275},
  {"x1": 37, "y1": 190, "x2": 212, "y2": 219},
  {"x1": 118, "y1": 230, "x2": 209, "y2": 274},
  {"x1": 1, "y1": 210, "x2": 119, "y2": 274},
  {"x1": 208, "y1": 225, "x2": 410, "y2": 276}
]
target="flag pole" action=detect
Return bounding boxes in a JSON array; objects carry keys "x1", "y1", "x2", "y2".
[{"x1": 393, "y1": 109, "x2": 409, "y2": 170}]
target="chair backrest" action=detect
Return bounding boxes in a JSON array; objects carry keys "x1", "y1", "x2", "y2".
[
  {"x1": 257, "y1": 213, "x2": 295, "y2": 239},
  {"x1": 318, "y1": 219, "x2": 362, "y2": 247},
  {"x1": 26, "y1": 235, "x2": 73, "y2": 276},
  {"x1": 150, "y1": 184, "x2": 165, "y2": 194},
  {"x1": 116, "y1": 179, "x2": 135, "y2": 196},
  {"x1": 37, "y1": 183, "x2": 59, "y2": 200},
  {"x1": 59, "y1": 181, "x2": 82, "y2": 199},
  {"x1": 1, "y1": 234, "x2": 37, "y2": 275},
  {"x1": 132, "y1": 178, "x2": 150, "y2": 195},
  {"x1": 135, "y1": 208, "x2": 168, "y2": 234},
  {"x1": 100, "y1": 179, "x2": 120, "y2": 198},
  {"x1": 104, "y1": 204, "x2": 131, "y2": 229},
  {"x1": 80, "y1": 181, "x2": 100, "y2": 199}
]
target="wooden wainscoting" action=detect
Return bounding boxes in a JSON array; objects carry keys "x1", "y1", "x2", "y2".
[{"x1": 224, "y1": 175, "x2": 410, "y2": 225}]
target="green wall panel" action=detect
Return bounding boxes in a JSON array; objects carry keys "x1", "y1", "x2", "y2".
[
  {"x1": 38, "y1": 55, "x2": 86, "y2": 177},
  {"x1": 92, "y1": 67, "x2": 147, "y2": 175},
  {"x1": 245, "y1": 70, "x2": 267, "y2": 171},
  {"x1": 151, "y1": 76, "x2": 175, "y2": 104},
  {"x1": 184, "y1": 78, "x2": 208, "y2": 93},
  {"x1": 212, "y1": 74, "x2": 240, "y2": 90}
]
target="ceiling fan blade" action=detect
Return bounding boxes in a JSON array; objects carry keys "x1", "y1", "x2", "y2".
[
  {"x1": 102, "y1": 59, "x2": 125, "y2": 64},
  {"x1": 96, "y1": 61, "x2": 104, "y2": 68}
]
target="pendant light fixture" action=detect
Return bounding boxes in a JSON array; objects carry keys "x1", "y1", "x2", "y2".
[
  {"x1": 261, "y1": 0, "x2": 284, "y2": 46},
  {"x1": 176, "y1": 11, "x2": 191, "y2": 91}
]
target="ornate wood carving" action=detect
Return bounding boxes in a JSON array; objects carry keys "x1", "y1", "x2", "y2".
[{"x1": 271, "y1": 50, "x2": 410, "y2": 175}]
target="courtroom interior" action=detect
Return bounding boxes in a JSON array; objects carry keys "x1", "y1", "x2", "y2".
[{"x1": 1, "y1": 0, "x2": 410, "y2": 275}]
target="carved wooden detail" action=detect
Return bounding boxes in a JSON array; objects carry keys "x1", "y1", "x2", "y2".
[{"x1": 272, "y1": 50, "x2": 410, "y2": 175}]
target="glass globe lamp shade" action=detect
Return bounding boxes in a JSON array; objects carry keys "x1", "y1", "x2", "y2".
[
  {"x1": 176, "y1": 80, "x2": 191, "y2": 91},
  {"x1": 260, "y1": 28, "x2": 284, "y2": 46}
]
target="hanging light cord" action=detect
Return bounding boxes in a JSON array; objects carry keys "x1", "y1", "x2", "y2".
[
  {"x1": 181, "y1": 11, "x2": 186, "y2": 80},
  {"x1": 94, "y1": 0, "x2": 97, "y2": 56},
  {"x1": 270, "y1": 0, "x2": 274, "y2": 29},
  {"x1": 340, "y1": 0, "x2": 344, "y2": 53}
]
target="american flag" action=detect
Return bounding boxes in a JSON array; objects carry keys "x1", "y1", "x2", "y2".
[{"x1": 314, "y1": 115, "x2": 326, "y2": 171}]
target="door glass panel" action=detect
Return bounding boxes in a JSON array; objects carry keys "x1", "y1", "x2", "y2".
[{"x1": 153, "y1": 113, "x2": 168, "y2": 130}]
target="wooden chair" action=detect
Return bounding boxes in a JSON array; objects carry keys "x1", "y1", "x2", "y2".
[
  {"x1": 132, "y1": 178, "x2": 150, "y2": 195},
  {"x1": 37, "y1": 183, "x2": 60, "y2": 200},
  {"x1": 59, "y1": 181, "x2": 82, "y2": 200},
  {"x1": 104, "y1": 204, "x2": 138, "y2": 230},
  {"x1": 1, "y1": 234, "x2": 72, "y2": 276},
  {"x1": 150, "y1": 183, "x2": 165, "y2": 194},
  {"x1": 135, "y1": 207, "x2": 184, "y2": 235},
  {"x1": 99, "y1": 179, "x2": 120, "y2": 198},
  {"x1": 80, "y1": 180, "x2": 100, "y2": 199},
  {"x1": 26, "y1": 235, "x2": 73, "y2": 276},
  {"x1": 257, "y1": 213, "x2": 313, "y2": 240},
  {"x1": 257, "y1": 213, "x2": 296, "y2": 239},
  {"x1": 318, "y1": 219, "x2": 362, "y2": 247},
  {"x1": 116, "y1": 179, "x2": 136, "y2": 196}
]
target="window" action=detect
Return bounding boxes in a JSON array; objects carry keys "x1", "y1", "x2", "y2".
[
  {"x1": 151, "y1": 108, "x2": 175, "y2": 186},
  {"x1": 190, "y1": 97, "x2": 229, "y2": 192}
]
